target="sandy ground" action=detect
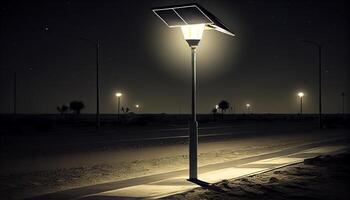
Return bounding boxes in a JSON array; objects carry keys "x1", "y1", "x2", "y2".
[
  {"x1": 0, "y1": 126, "x2": 348, "y2": 200},
  {"x1": 166, "y1": 153, "x2": 350, "y2": 200},
  {"x1": 0, "y1": 137, "x2": 297, "y2": 200}
]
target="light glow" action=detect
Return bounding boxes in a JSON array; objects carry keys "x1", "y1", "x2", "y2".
[
  {"x1": 135, "y1": 104, "x2": 140, "y2": 108},
  {"x1": 246, "y1": 103, "x2": 251, "y2": 108},
  {"x1": 115, "y1": 92, "x2": 122, "y2": 97},
  {"x1": 298, "y1": 92, "x2": 304, "y2": 97},
  {"x1": 181, "y1": 24, "x2": 205, "y2": 40},
  {"x1": 215, "y1": 105, "x2": 219, "y2": 109}
]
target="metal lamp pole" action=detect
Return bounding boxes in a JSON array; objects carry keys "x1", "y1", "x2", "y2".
[
  {"x1": 115, "y1": 93, "x2": 122, "y2": 122},
  {"x1": 182, "y1": 26, "x2": 204, "y2": 181},
  {"x1": 189, "y1": 45, "x2": 198, "y2": 180},
  {"x1": 300, "y1": 96, "x2": 303, "y2": 115},
  {"x1": 117, "y1": 96, "x2": 121, "y2": 121}
]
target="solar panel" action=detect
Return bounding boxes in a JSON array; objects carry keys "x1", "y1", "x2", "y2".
[
  {"x1": 174, "y1": 6, "x2": 212, "y2": 25},
  {"x1": 152, "y1": 4, "x2": 234, "y2": 36},
  {"x1": 154, "y1": 9, "x2": 186, "y2": 27}
]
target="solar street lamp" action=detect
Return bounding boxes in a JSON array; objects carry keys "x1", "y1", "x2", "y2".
[
  {"x1": 298, "y1": 92, "x2": 304, "y2": 115},
  {"x1": 153, "y1": 3, "x2": 234, "y2": 180}
]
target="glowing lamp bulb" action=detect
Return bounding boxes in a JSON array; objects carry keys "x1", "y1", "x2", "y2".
[
  {"x1": 246, "y1": 104, "x2": 250, "y2": 107},
  {"x1": 181, "y1": 24, "x2": 205, "y2": 41},
  {"x1": 115, "y1": 92, "x2": 122, "y2": 97},
  {"x1": 136, "y1": 104, "x2": 140, "y2": 108},
  {"x1": 298, "y1": 92, "x2": 304, "y2": 97}
]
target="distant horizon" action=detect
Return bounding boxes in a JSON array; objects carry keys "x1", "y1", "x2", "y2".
[{"x1": 0, "y1": 112, "x2": 347, "y2": 115}]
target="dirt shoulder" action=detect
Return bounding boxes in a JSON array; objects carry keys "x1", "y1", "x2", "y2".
[{"x1": 166, "y1": 152, "x2": 350, "y2": 200}]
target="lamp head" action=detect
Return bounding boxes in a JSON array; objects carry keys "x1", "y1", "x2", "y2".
[
  {"x1": 135, "y1": 104, "x2": 140, "y2": 108},
  {"x1": 152, "y1": 3, "x2": 234, "y2": 46},
  {"x1": 298, "y1": 92, "x2": 304, "y2": 97},
  {"x1": 116, "y1": 92, "x2": 122, "y2": 97},
  {"x1": 181, "y1": 24, "x2": 205, "y2": 47},
  {"x1": 246, "y1": 103, "x2": 250, "y2": 107}
]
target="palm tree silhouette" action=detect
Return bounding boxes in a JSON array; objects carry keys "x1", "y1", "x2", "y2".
[
  {"x1": 218, "y1": 100, "x2": 230, "y2": 120},
  {"x1": 69, "y1": 101, "x2": 85, "y2": 115},
  {"x1": 57, "y1": 104, "x2": 69, "y2": 115},
  {"x1": 121, "y1": 107, "x2": 130, "y2": 114}
]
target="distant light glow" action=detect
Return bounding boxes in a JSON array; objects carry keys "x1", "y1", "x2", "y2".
[
  {"x1": 115, "y1": 92, "x2": 122, "y2": 97},
  {"x1": 246, "y1": 103, "x2": 251, "y2": 108},
  {"x1": 135, "y1": 104, "x2": 140, "y2": 108},
  {"x1": 181, "y1": 24, "x2": 205, "y2": 40},
  {"x1": 215, "y1": 105, "x2": 219, "y2": 109},
  {"x1": 298, "y1": 92, "x2": 304, "y2": 97}
]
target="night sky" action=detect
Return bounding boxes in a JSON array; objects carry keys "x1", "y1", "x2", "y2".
[{"x1": 0, "y1": 0, "x2": 349, "y2": 114}]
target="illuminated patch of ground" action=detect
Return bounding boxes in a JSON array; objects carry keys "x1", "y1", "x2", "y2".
[{"x1": 166, "y1": 153, "x2": 350, "y2": 200}]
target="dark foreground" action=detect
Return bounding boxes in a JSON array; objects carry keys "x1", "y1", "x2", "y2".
[
  {"x1": 0, "y1": 117, "x2": 349, "y2": 199},
  {"x1": 166, "y1": 153, "x2": 350, "y2": 200}
]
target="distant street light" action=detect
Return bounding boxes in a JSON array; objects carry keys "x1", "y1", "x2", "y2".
[
  {"x1": 115, "y1": 92, "x2": 122, "y2": 122},
  {"x1": 298, "y1": 92, "x2": 304, "y2": 114},
  {"x1": 135, "y1": 104, "x2": 140, "y2": 113},
  {"x1": 153, "y1": 3, "x2": 234, "y2": 180},
  {"x1": 245, "y1": 103, "x2": 251, "y2": 114},
  {"x1": 301, "y1": 40, "x2": 323, "y2": 128},
  {"x1": 215, "y1": 105, "x2": 219, "y2": 110}
]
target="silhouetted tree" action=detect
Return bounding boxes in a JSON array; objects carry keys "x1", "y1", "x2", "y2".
[
  {"x1": 69, "y1": 101, "x2": 85, "y2": 115},
  {"x1": 121, "y1": 107, "x2": 130, "y2": 114},
  {"x1": 57, "y1": 104, "x2": 69, "y2": 115},
  {"x1": 218, "y1": 100, "x2": 230, "y2": 119}
]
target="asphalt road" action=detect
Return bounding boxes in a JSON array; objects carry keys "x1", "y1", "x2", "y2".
[
  {"x1": 1, "y1": 121, "x2": 346, "y2": 175},
  {"x1": 2, "y1": 121, "x2": 317, "y2": 158}
]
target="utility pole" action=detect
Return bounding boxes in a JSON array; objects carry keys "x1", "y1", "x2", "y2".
[
  {"x1": 301, "y1": 40, "x2": 323, "y2": 129},
  {"x1": 96, "y1": 40, "x2": 100, "y2": 130},
  {"x1": 318, "y1": 45, "x2": 322, "y2": 128},
  {"x1": 13, "y1": 72, "x2": 17, "y2": 115},
  {"x1": 80, "y1": 37, "x2": 100, "y2": 130},
  {"x1": 341, "y1": 92, "x2": 345, "y2": 115}
]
